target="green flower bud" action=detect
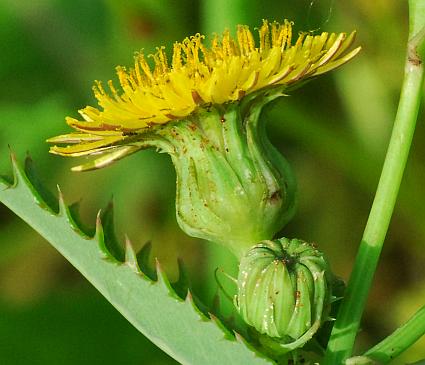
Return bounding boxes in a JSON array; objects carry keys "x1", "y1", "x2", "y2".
[{"x1": 235, "y1": 238, "x2": 331, "y2": 352}]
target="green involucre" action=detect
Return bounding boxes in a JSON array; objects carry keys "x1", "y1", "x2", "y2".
[
  {"x1": 235, "y1": 238, "x2": 331, "y2": 353},
  {"x1": 156, "y1": 93, "x2": 296, "y2": 258}
]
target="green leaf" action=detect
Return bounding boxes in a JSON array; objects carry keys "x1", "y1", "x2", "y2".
[{"x1": 0, "y1": 153, "x2": 273, "y2": 365}]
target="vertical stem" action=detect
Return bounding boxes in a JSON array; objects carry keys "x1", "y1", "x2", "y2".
[{"x1": 324, "y1": 1, "x2": 425, "y2": 363}]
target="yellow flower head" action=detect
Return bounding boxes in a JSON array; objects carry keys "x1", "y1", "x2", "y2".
[{"x1": 48, "y1": 19, "x2": 360, "y2": 169}]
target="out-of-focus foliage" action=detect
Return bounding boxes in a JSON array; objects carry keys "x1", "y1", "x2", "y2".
[{"x1": 0, "y1": 0, "x2": 424, "y2": 364}]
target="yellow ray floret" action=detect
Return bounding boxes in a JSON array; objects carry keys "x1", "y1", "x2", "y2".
[{"x1": 49, "y1": 19, "x2": 360, "y2": 161}]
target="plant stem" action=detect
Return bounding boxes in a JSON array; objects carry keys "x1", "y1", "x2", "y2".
[
  {"x1": 363, "y1": 304, "x2": 425, "y2": 363},
  {"x1": 323, "y1": 1, "x2": 425, "y2": 363}
]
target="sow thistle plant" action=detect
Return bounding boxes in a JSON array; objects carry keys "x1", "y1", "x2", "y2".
[
  {"x1": 2, "y1": 5, "x2": 425, "y2": 364},
  {"x1": 48, "y1": 20, "x2": 358, "y2": 255},
  {"x1": 45, "y1": 19, "x2": 358, "y2": 360}
]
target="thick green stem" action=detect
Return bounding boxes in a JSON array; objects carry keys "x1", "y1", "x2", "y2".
[
  {"x1": 324, "y1": 2, "x2": 425, "y2": 364},
  {"x1": 363, "y1": 304, "x2": 425, "y2": 363}
]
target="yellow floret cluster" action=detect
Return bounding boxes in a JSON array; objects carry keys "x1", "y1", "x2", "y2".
[{"x1": 49, "y1": 19, "x2": 360, "y2": 161}]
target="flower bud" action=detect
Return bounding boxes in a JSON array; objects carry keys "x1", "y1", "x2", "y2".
[{"x1": 235, "y1": 238, "x2": 331, "y2": 352}]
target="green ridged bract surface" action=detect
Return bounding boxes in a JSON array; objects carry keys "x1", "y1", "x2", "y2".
[
  {"x1": 236, "y1": 238, "x2": 331, "y2": 353},
  {"x1": 159, "y1": 95, "x2": 297, "y2": 258}
]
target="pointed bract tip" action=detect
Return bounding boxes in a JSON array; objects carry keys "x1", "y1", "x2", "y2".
[
  {"x1": 125, "y1": 235, "x2": 141, "y2": 273},
  {"x1": 95, "y1": 210, "x2": 104, "y2": 240},
  {"x1": 124, "y1": 234, "x2": 132, "y2": 246},
  {"x1": 155, "y1": 257, "x2": 162, "y2": 272},
  {"x1": 124, "y1": 235, "x2": 132, "y2": 250},
  {"x1": 56, "y1": 185, "x2": 67, "y2": 213},
  {"x1": 155, "y1": 259, "x2": 172, "y2": 287},
  {"x1": 96, "y1": 209, "x2": 102, "y2": 225},
  {"x1": 124, "y1": 236, "x2": 136, "y2": 256},
  {"x1": 234, "y1": 332, "x2": 245, "y2": 343},
  {"x1": 56, "y1": 184, "x2": 65, "y2": 200},
  {"x1": 208, "y1": 312, "x2": 218, "y2": 321},
  {"x1": 9, "y1": 149, "x2": 17, "y2": 164},
  {"x1": 185, "y1": 290, "x2": 193, "y2": 303}
]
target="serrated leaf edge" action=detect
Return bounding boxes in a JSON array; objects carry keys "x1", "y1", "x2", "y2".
[{"x1": 0, "y1": 153, "x2": 274, "y2": 365}]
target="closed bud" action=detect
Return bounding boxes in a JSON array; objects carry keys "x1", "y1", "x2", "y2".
[{"x1": 235, "y1": 238, "x2": 331, "y2": 352}]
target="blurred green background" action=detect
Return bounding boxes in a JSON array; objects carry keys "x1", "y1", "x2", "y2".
[{"x1": 1, "y1": 0, "x2": 424, "y2": 364}]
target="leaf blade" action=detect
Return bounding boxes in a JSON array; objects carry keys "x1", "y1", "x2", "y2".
[{"x1": 0, "y1": 155, "x2": 273, "y2": 365}]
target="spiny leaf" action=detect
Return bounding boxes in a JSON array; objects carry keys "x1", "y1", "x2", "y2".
[
  {"x1": 0, "y1": 153, "x2": 273, "y2": 365},
  {"x1": 24, "y1": 155, "x2": 59, "y2": 213},
  {"x1": 171, "y1": 258, "x2": 190, "y2": 299},
  {"x1": 209, "y1": 313, "x2": 234, "y2": 340},
  {"x1": 137, "y1": 241, "x2": 157, "y2": 280},
  {"x1": 100, "y1": 199, "x2": 125, "y2": 261},
  {"x1": 57, "y1": 186, "x2": 94, "y2": 238},
  {"x1": 156, "y1": 259, "x2": 182, "y2": 302}
]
